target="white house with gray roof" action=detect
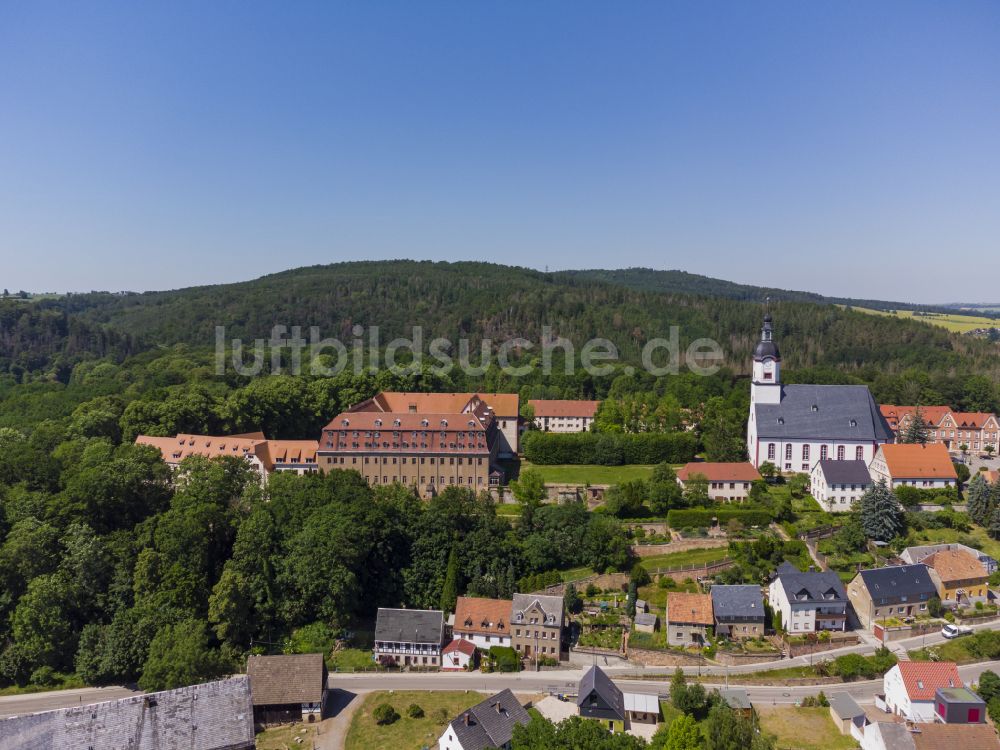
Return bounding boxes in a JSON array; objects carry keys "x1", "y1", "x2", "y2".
[
  {"x1": 768, "y1": 562, "x2": 848, "y2": 633},
  {"x1": 438, "y1": 689, "x2": 530, "y2": 750},
  {"x1": 746, "y1": 314, "x2": 893, "y2": 470},
  {"x1": 811, "y1": 459, "x2": 873, "y2": 512},
  {"x1": 374, "y1": 607, "x2": 445, "y2": 668}
]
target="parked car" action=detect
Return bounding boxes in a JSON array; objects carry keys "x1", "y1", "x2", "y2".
[{"x1": 941, "y1": 623, "x2": 972, "y2": 639}]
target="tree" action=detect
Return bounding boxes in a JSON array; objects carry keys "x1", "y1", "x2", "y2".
[
  {"x1": 977, "y1": 670, "x2": 1000, "y2": 702},
  {"x1": 604, "y1": 480, "x2": 648, "y2": 518},
  {"x1": 700, "y1": 398, "x2": 747, "y2": 462},
  {"x1": 758, "y1": 462, "x2": 777, "y2": 481},
  {"x1": 859, "y1": 480, "x2": 904, "y2": 542},
  {"x1": 654, "y1": 713, "x2": 703, "y2": 750},
  {"x1": 988, "y1": 504, "x2": 1000, "y2": 541},
  {"x1": 511, "y1": 468, "x2": 547, "y2": 505},
  {"x1": 787, "y1": 473, "x2": 809, "y2": 499},
  {"x1": 626, "y1": 581, "x2": 638, "y2": 618},
  {"x1": 704, "y1": 702, "x2": 774, "y2": 750},
  {"x1": 649, "y1": 464, "x2": 684, "y2": 515},
  {"x1": 901, "y1": 407, "x2": 929, "y2": 444},
  {"x1": 927, "y1": 596, "x2": 943, "y2": 618},
  {"x1": 954, "y1": 462, "x2": 971, "y2": 485},
  {"x1": 630, "y1": 563, "x2": 651, "y2": 587},
  {"x1": 373, "y1": 702, "x2": 400, "y2": 725},
  {"x1": 966, "y1": 473, "x2": 992, "y2": 526},
  {"x1": 138, "y1": 618, "x2": 225, "y2": 692},
  {"x1": 682, "y1": 475, "x2": 710, "y2": 507},
  {"x1": 440, "y1": 546, "x2": 461, "y2": 614},
  {"x1": 564, "y1": 582, "x2": 582, "y2": 614}
]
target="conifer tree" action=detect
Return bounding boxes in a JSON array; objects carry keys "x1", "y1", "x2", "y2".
[
  {"x1": 901, "y1": 406, "x2": 930, "y2": 444},
  {"x1": 439, "y1": 546, "x2": 460, "y2": 614},
  {"x1": 859, "y1": 480, "x2": 904, "y2": 542},
  {"x1": 967, "y1": 473, "x2": 991, "y2": 526}
]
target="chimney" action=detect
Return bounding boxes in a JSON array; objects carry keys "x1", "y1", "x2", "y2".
[{"x1": 463, "y1": 713, "x2": 471, "y2": 726}]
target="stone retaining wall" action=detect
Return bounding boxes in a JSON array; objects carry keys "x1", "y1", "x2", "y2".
[
  {"x1": 713, "y1": 650, "x2": 783, "y2": 666},
  {"x1": 627, "y1": 647, "x2": 707, "y2": 667}
]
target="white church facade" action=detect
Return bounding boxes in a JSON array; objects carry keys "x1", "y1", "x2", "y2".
[{"x1": 746, "y1": 314, "x2": 893, "y2": 471}]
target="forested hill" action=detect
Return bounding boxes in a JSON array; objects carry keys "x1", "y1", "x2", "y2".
[
  {"x1": 5, "y1": 260, "x2": 998, "y2": 384},
  {"x1": 561, "y1": 267, "x2": 987, "y2": 316}
]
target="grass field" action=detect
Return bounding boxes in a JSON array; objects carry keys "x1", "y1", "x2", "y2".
[
  {"x1": 519, "y1": 462, "x2": 658, "y2": 485},
  {"x1": 756, "y1": 706, "x2": 857, "y2": 750},
  {"x1": 847, "y1": 305, "x2": 997, "y2": 333},
  {"x1": 639, "y1": 546, "x2": 730, "y2": 571},
  {"x1": 345, "y1": 691, "x2": 485, "y2": 750},
  {"x1": 255, "y1": 723, "x2": 318, "y2": 749},
  {"x1": 329, "y1": 647, "x2": 376, "y2": 672},
  {"x1": 910, "y1": 525, "x2": 1000, "y2": 560}
]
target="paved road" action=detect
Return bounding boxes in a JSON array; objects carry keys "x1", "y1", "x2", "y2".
[
  {"x1": 0, "y1": 685, "x2": 140, "y2": 718},
  {"x1": 330, "y1": 660, "x2": 1000, "y2": 705}
]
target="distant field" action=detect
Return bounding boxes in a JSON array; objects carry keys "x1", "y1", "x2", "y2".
[
  {"x1": 845, "y1": 305, "x2": 997, "y2": 333},
  {"x1": 519, "y1": 462, "x2": 657, "y2": 485}
]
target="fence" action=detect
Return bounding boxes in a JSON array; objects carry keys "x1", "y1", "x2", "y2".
[{"x1": 799, "y1": 525, "x2": 837, "y2": 541}]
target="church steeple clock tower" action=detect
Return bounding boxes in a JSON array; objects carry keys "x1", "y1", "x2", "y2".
[{"x1": 751, "y1": 313, "x2": 782, "y2": 405}]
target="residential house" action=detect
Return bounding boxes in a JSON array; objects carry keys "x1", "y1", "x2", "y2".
[
  {"x1": 934, "y1": 687, "x2": 986, "y2": 724},
  {"x1": 136, "y1": 432, "x2": 319, "y2": 482},
  {"x1": 880, "y1": 406, "x2": 953, "y2": 441},
  {"x1": 900, "y1": 542, "x2": 998, "y2": 575},
  {"x1": 373, "y1": 608, "x2": 445, "y2": 668},
  {"x1": 442, "y1": 639, "x2": 477, "y2": 672},
  {"x1": 810, "y1": 459, "x2": 873, "y2": 512},
  {"x1": 710, "y1": 585, "x2": 765, "y2": 639},
  {"x1": 847, "y1": 565, "x2": 937, "y2": 631},
  {"x1": 828, "y1": 692, "x2": 866, "y2": 735},
  {"x1": 908, "y1": 724, "x2": 1000, "y2": 750},
  {"x1": 634, "y1": 612, "x2": 658, "y2": 634},
  {"x1": 528, "y1": 399, "x2": 600, "y2": 433},
  {"x1": 622, "y1": 692, "x2": 661, "y2": 728},
  {"x1": 747, "y1": 314, "x2": 893, "y2": 469},
  {"x1": 883, "y1": 661, "x2": 962, "y2": 722},
  {"x1": 923, "y1": 548, "x2": 989, "y2": 605},
  {"x1": 665, "y1": 592, "x2": 714, "y2": 646},
  {"x1": 437, "y1": 689, "x2": 530, "y2": 750},
  {"x1": 246, "y1": 653, "x2": 327, "y2": 726},
  {"x1": 675, "y1": 462, "x2": 762, "y2": 502},
  {"x1": 983, "y1": 470, "x2": 999, "y2": 485},
  {"x1": 510, "y1": 593, "x2": 565, "y2": 661},
  {"x1": 453, "y1": 597, "x2": 512, "y2": 649},
  {"x1": 0, "y1": 677, "x2": 254, "y2": 750},
  {"x1": 868, "y1": 444, "x2": 958, "y2": 490},
  {"x1": 768, "y1": 563, "x2": 848, "y2": 633},
  {"x1": 577, "y1": 666, "x2": 625, "y2": 731}
]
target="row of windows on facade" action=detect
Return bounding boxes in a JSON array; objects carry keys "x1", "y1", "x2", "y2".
[
  {"x1": 326, "y1": 455, "x2": 485, "y2": 465},
  {"x1": 709, "y1": 482, "x2": 751, "y2": 489},
  {"x1": 331, "y1": 429, "x2": 482, "y2": 439},
  {"x1": 363, "y1": 475, "x2": 492, "y2": 486},
  {"x1": 767, "y1": 444, "x2": 864, "y2": 462},
  {"x1": 328, "y1": 441, "x2": 487, "y2": 450}
]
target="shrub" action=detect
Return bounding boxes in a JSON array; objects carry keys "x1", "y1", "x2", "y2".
[
  {"x1": 585, "y1": 583, "x2": 600, "y2": 597},
  {"x1": 489, "y1": 646, "x2": 521, "y2": 673},
  {"x1": 29, "y1": 665, "x2": 57, "y2": 687},
  {"x1": 667, "y1": 508, "x2": 772, "y2": 529},
  {"x1": 407, "y1": 703, "x2": 424, "y2": 718},
  {"x1": 928, "y1": 596, "x2": 944, "y2": 618},
  {"x1": 373, "y1": 703, "x2": 400, "y2": 725}
]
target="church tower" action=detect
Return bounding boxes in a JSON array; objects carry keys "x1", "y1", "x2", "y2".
[{"x1": 751, "y1": 313, "x2": 782, "y2": 405}]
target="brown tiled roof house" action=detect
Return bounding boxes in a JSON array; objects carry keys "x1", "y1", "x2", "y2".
[{"x1": 246, "y1": 653, "x2": 328, "y2": 727}]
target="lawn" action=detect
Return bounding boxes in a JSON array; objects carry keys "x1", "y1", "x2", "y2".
[
  {"x1": 910, "y1": 525, "x2": 1000, "y2": 560},
  {"x1": 756, "y1": 706, "x2": 857, "y2": 750},
  {"x1": 845, "y1": 306, "x2": 998, "y2": 334},
  {"x1": 255, "y1": 723, "x2": 318, "y2": 749},
  {"x1": 519, "y1": 462, "x2": 658, "y2": 485},
  {"x1": 329, "y1": 647, "x2": 376, "y2": 672},
  {"x1": 638, "y1": 547, "x2": 730, "y2": 571},
  {"x1": 638, "y1": 580, "x2": 700, "y2": 611},
  {"x1": 345, "y1": 691, "x2": 484, "y2": 750}
]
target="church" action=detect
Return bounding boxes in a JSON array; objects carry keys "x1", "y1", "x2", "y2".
[{"x1": 746, "y1": 314, "x2": 893, "y2": 470}]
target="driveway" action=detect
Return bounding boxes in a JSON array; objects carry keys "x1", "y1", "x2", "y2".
[{"x1": 311, "y1": 688, "x2": 368, "y2": 750}]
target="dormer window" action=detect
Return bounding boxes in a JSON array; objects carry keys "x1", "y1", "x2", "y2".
[
  {"x1": 811, "y1": 404, "x2": 818, "y2": 412},
  {"x1": 850, "y1": 419, "x2": 858, "y2": 427},
  {"x1": 374, "y1": 419, "x2": 382, "y2": 427},
  {"x1": 777, "y1": 417, "x2": 784, "y2": 425}
]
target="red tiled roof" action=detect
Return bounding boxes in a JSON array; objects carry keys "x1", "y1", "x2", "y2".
[
  {"x1": 666, "y1": 592, "x2": 713, "y2": 626},
  {"x1": 528, "y1": 399, "x2": 600, "y2": 418},
  {"x1": 924, "y1": 549, "x2": 988, "y2": 584},
  {"x1": 266, "y1": 440, "x2": 319, "y2": 465},
  {"x1": 897, "y1": 661, "x2": 961, "y2": 701},
  {"x1": 676, "y1": 462, "x2": 762, "y2": 483},
  {"x1": 879, "y1": 443, "x2": 958, "y2": 480},
  {"x1": 984, "y1": 470, "x2": 1000, "y2": 484},
  {"x1": 879, "y1": 405, "x2": 952, "y2": 430},
  {"x1": 136, "y1": 434, "x2": 318, "y2": 472},
  {"x1": 454, "y1": 597, "x2": 511, "y2": 637},
  {"x1": 319, "y1": 410, "x2": 492, "y2": 455},
  {"x1": 364, "y1": 391, "x2": 519, "y2": 417},
  {"x1": 911, "y1": 724, "x2": 1000, "y2": 750},
  {"x1": 950, "y1": 412, "x2": 997, "y2": 429},
  {"x1": 443, "y1": 638, "x2": 477, "y2": 656}
]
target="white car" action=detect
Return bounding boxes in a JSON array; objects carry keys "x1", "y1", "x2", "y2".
[{"x1": 941, "y1": 623, "x2": 971, "y2": 639}]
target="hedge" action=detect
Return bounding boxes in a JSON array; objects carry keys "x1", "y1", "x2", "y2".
[
  {"x1": 667, "y1": 508, "x2": 773, "y2": 529},
  {"x1": 522, "y1": 431, "x2": 698, "y2": 465}
]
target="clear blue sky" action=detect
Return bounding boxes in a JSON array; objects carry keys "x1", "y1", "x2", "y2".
[{"x1": 2, "y1": 2, "x2": 998, "y2": 301}]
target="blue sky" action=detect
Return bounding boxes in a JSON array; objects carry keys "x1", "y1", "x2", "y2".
[{"x1": 1, "y1": 2, "x2": 998, "y2": 301}]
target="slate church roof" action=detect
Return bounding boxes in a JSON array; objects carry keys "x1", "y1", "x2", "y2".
[{"x1": 754, "y1": 384, "x2": 892, "y2": 441}]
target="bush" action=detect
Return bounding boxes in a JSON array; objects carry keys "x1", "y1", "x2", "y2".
[
  {"x1": 373, "y1": 703, "x2": 400, "y2": 725},
  {"x1": 829, "y1": 648, "x2": 896, "y2": 680},
  {"x1": 407, "y1": 703, "x2": 424, "y2": 718},
  {"x1": 667, "y1": 508, "x2": 772, "y2": 529},
  {"x1": 928, "y1": 596, "x2": 944, "y2": 618},
  {"x1": 585, "y1": 583, "x2": 600, "y2": 597},
  {"x1": 522, "y1": 431, "x2": 698, "y2": 465},
  {"x1": 489, "y1": 646, "x2": 521, "y2": 673},
  {"x1": 29, "y1": 665, "x2": 57, "y2": 687}
]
